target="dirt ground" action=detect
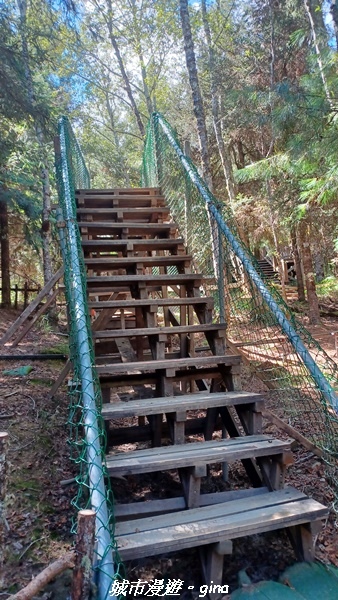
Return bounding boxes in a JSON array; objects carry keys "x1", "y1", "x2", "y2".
[{"x1": 0, "y1": 306, "x2": 337, "y2": 599}]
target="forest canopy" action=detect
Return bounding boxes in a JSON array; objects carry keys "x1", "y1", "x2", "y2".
[{"x1": 1, "y1": 0, "x2": 338, "y2": 322}]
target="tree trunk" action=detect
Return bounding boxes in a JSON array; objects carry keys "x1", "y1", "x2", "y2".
[
  {"x1": 106, "y1": 0, "x2": 145, "y2": 137},
  {"x1": 330, "y1": 0, "x2": 338, "y2": 50},
  {"x1": 201, "y1": 0, "x2": 236, "y2": 204},
  {"x1": 0, "y1": 198, "x2": 11, "y2": 309},
  {"x1": 179, "y1": 0, "x2": 221, "y2": 284},
  {"x1": 303, "y1": 0, "x2": 333, "y2": 108},
  {"x1": 291, "y1": 225, "x2": 305, "y2": 302},
  {"x1": 266, "y1": 182, "x2": 287, "y2": 301},
  {"x1": 298, "y1": 218, "x2": 321, "y2": 324},
  {"x1": 130, "y1": 0, "x2": 154, "y2": 116},
  {"x1": 312, "y1": 245, "x2": 325, "y2": 281},
  {"x1": 17, "y1": 0, "x2": 53, "y2": 285},
  {"x1": 40, "y1": 156, "x2": 52, "y2": 285},
  {"x1": 236, "y1": 140, "x2": 245, "y2": 169},
  {"x1": 179, "y1": 0, "x2": 213, "y2": 190},
  {"x1": 105, "y1": 93, "x2": 130, "y2": 186}
]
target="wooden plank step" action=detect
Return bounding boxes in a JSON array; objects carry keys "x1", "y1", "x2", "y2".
[
  {"x1": 106, "y1": 435, "x2": 290, "y2": 477},
  {"x1": 86, "y1": 274, "x2": 204, "y2": 288},
  {"x1": 96, "y1": 354, "x2": 241, "y2": 375},
  {"x1": 84, "y1": 255, "x2": 192, "y2": 268},
  {"x1": 76, "y1": 192, "x2": 165, "y2": 206},
  {"x1": 114, "y1": 487, "x2": 269, "y2": 520},
  {"x1": 115, "y1": 488, "x2": 328, "y2": 560},
  {"x1": 98, "y1": 363, "x2": 238, "y2": 394},
  {"x1": 77, "y1": 187, "x2": 161, "y2": 195},
  {"x1": 78, "y1": 221, "x2": 176, "y2": 231},
  {"x1": 101, "y1": 391, "x2": 263, "y2": 420},
  {"x1": 98, "y1": 367, "x2": 234, "y2": 389},
  {"x1": 82, "y1": 238, "x2": 185, "y2": 252},
  {"x1": 77, "y1": 197, "x2": 166, "y2": 209},
  {"x1": 93, "y1": 323, "x2": 226, "y2": 340},
  {"x1": 77, "y1": 207, "x2": 170, "y2": 217},
  {"x1": 89, "y1": 297, "x2": 213, "y2": 309}
]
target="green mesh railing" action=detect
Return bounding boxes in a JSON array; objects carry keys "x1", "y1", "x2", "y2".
[
  {"x1": 54, "y1": 116, "x2": 122, "y2": 599},
  {"x1": 142, "y1": 112, "x2": 338, "y2": 512}
]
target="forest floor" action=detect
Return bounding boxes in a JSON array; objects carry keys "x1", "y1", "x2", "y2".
[{"x1": 0, "y1": 298, "x2": 337, "y2": 599}]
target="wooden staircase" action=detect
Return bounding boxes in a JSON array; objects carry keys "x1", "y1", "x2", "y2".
[
  {"x1": 256, "y1": 258, "x2": 280, "y2": 282},
  {"x1": 76, "y1": 187, "x2": 328, "y2": 597}
]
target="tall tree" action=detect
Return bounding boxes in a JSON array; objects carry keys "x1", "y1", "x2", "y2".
[
  {"x1": 330, "y1": 0, "x2": 338, "y2": 49},
  {"x1": 17, "y1": 0, "x2": 53, "y2": 284},
  {"x1": 291, "y1": 225, "x2": 305, "y2": 302},
  {"x1": 105, "y1": 0, "x2": 145, "y2": 137},
  {"x1": 303, "y1": 0, "x2": 333, "y2": 108},
  {"x1": 298, "y1": 215, "x2": 321, "y2": 324},
  {"x1": 129, "y1": 0, "x2": 154, "y2": 116},
  {"x1": 0, "y1": 8, "x2": 30, "y2": 307},
  {"x1": 179, "y1": 0, "x2": 213, "y2": 189},
  {"x1": 0, "y1": 195, "x2": 10, "y2": 309},
  {"x1": 201, "y1": 0, "x2": 236, "y2": 204}
]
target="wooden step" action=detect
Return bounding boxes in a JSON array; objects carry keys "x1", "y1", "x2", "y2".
[
  {"x1": 77, "y1": 187, "x2": 161, "y2": 196},
  {"x1": 96, "y1": 354, "x2": 241, "y2": 375},
  {"x1": 78, "y1": 198, "x2": 166, "y2": 209},
  {"x1": 76, "y1": 195, "x2": 165, "y2": 209},
  {"x1": 86, "y1": 274, "x2": 205, "y2": 289},
  {"x1": 115, "y1": 487, "x2": 328, "y2": 560},
  {"x1": 106, "y1": 435, "x2": 290, "y2": 477},
  {"x1": 88, "y1": 297, "x2": 213, "y2": 310},
  {"x1": 101, "y1": 391, "x2": 262, "y2": 420},
  {"x1": 78, "y1": 222, "x2": 177, "y2": 236},
  {"x1": 84, "y1": 255, "x2": 192, "y2": 269},
  {"x1": 82, "y1": 238, "x2": 185, "y2": 253},
  {"x1": 105, "y1": 409, "x2": 228, "y2": 446},
  {"x1": 77, "y1": 207, "x2": 170, "y2": 220},
  {"x1": 99, "y1": 366, "x2": 237, "y2": 389},
  {"x1": 93, "y1": 323, "x2": 225, "y2": 340},
  {"x1": 114, "y1": 486, "x2": 269, "y2": 520}
]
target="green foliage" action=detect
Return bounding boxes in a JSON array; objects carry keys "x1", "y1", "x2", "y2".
[{"x1": 316, "y1": 276, "x2": 338, "y2": 300}]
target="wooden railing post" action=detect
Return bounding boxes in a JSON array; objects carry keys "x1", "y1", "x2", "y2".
[
  {"x1": 71, "y1": 509, "x2": 96, "y2": 600},
  {"x1": 14, "y1": 284, "x2": 18, "y2": 310},
  {"x1": 23, "y1": 282, "x2": 29, "y2": 309}
]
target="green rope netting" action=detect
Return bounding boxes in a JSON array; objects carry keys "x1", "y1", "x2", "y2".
[
  {"x1": 142, "y1": 112, "x2": 338, "y2": 513},
  {"x1": 55, "y1": 116, "x2": 123, "y2": 599}
]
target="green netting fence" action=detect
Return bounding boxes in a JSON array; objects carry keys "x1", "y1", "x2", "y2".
[
  {"x1": 142, "y1": 112, "x2": 338, "y2": 513},
  {"x1": 54, "y1": 116, "x2": 122, "y2": 600}
]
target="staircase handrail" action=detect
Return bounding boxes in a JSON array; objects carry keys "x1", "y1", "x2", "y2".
[
  {"x1": 144, "y1": 111, "x2": 338, "y2": 414},
  {"x1": 55, "y1": 116, "x2": 116, "y2": 600}
]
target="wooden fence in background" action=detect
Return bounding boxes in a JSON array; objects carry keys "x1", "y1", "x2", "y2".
[{"x1": 0, "y1": 283, "x2": 41, "y2": 310}]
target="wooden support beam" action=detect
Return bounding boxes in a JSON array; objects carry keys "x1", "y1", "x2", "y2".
[
  {"x1": 219, "y1": 406, "x2": 263, "y2": 487},
  {"x1": 11, "y1": 288, "x2": 60, "y2": 347},
  {"x1": 263, "y1": 409, "x2": 323, "y2": 458},
  {"x1": 0, "y1": 267, "x2": 64, "y2": 347},
  {"x1": 287, "y1": 520, "x2": 324, "y2": 562},
  {"x1": 226, "y1": 338, "x2": 324, "y2": 458},
  {"x1": 49, "y1": 360, "x2": 72, "y2": 399},
  {"x1": 180, "y1": 464, "x2": 207, "y2": 508},
  {"x1": 199, "y1": 540, "x2": 232, "y2": 600}
]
